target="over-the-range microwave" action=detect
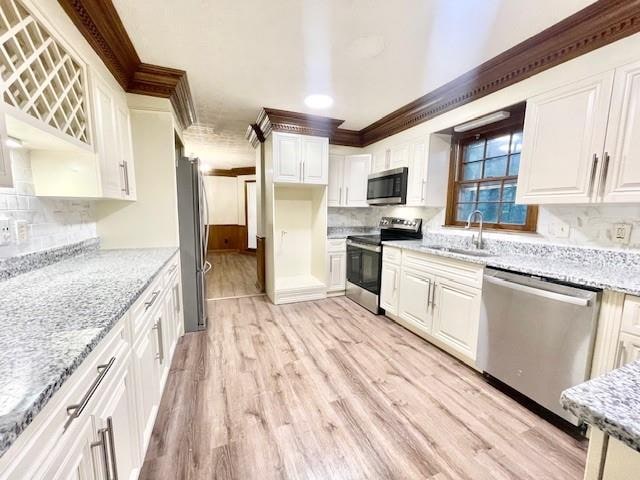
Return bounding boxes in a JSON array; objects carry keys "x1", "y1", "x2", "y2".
[{"x1": 367, "y1": 167, "x2": 408, "y2": 205}]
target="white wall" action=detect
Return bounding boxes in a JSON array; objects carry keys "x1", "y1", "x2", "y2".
[
  {"x1": 204, "y1": 174, "x2": 256, "y2": 225},
  {"x1": 330, "y1": 33, "x2": 640, "y2": 249},
  {"x1": 236, "y1": 175, "x2": 256, "y2": 225},
  {"x1": 0, "y1": 149, "x2": 96, "y2": 257}
]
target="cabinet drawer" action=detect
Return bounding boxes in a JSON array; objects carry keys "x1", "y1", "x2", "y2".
[
  {"x1": 131, "y1": 273, "x2": 164, "y2": 337},
  {"x1": 402, "y1": 249, "x2": 483, "y2": 288},
  {"x1": 327, "y1": 238, "x2": 346, "y2": 252},
  {"x1": 621, "y1": 295, "x2": 640, "y2": 336},
  {"x1": 382, "y1": 246, "x2": 401, "y2": 265},
  {"x1": 163, "y1": 253, "x2": 180, "y2": 287}
]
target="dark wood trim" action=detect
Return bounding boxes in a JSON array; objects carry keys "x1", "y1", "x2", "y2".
[
  {"x1": 58, "y1": 0, "x2": 197, "y2": 129},
  {"x1": 249, "y1": 1, "x2": 640, "y2": 148},
  {"x1": 244, "y1": 179, "x2": 256, "y2": 252},
  {"x1": 256, "y1": 236, "x2": 266, "y2": 292},
  {"x1": 205, "y1": 167, "x2": 256, "y2": 177}
]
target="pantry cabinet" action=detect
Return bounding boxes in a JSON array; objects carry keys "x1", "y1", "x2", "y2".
[
  {"x1": 518, "y1": 59, "x2": 640, "y2": 205},
  {"x1": 327, "y1": 153, "x2": 371, "y2": 206},
  {"x1": 273, "y1": 132, "x2": 328, "y2": 184}
]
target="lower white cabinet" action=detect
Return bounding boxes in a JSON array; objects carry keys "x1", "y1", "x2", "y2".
[
  {"x1": 381, "y1": 247, "x2": 483, "y2": 366},
  {"x1": 431, "y1": 277, "x2": 482, "y2": 361},
  {"x1": 326, "y1": 239, "x2": 346, "y2": 295},
  {"x1": 0, "y1": 253, "x2": 183, "y2": 480}
]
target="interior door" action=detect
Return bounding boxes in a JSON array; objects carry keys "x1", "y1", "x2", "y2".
[
  {"x1": 328, "y1": 154, "x2": 344, "y2": 206},
  {"x1": 516, "y1": 71, "x2": 614, "y2": 204},
  {"x1": 344, "y1": 154, "x2": 371, "y2": 206},
  {"x1": 246, "y1": 181, "x2": 257, "y2": 249},
  {"x1": 601, "y1": 60, "x2": 640, "y2": 203}
]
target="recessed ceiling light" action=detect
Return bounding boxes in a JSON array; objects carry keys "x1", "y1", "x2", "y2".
[{"x1": 304, "y1": 94, "x2": 333, "y2": 109}]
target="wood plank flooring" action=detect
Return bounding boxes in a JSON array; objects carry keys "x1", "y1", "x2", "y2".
[
  {"x1": 206, "y1": 251, "x2": 262, "y2": 299},
  {"x1": 139, "y1": 296, "x2": 587, "y2": 480}
]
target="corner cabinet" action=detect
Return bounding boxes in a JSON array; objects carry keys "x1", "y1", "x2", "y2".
[
  {"x1": 517, "y1": 58, "x2": 640, "y2": 205},
  {"x1": 273, "y1": 132, "x2": 328, "y2": 185}
]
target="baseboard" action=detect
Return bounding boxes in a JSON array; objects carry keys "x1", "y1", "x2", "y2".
[
  {"x1": 274, "y1": 285, "x2": 327, "y2": 305},
  {"x1": 327, "y1": 290, "x2": 345, "y2": 298}
]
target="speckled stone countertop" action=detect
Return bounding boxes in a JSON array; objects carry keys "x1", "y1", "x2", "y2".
[
  {"x1": 383, "y1": 232, "x2": 640, "y2": 295},
  {"x1": 327, "y1": 226, "x2": 380, "y2": 239},
  {"x1": 0, "y1": 246, "x2": 178, "y2": 458},
  {"x1": 561, "y1": 361, "x2": 640, "y2": 453}
]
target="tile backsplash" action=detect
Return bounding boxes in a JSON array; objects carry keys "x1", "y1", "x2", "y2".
[
  {"x1": 0, "y1": 149, "x2": 96, "y2": 258},
  {"x1": 329, "y1": 204, "x2": 640, "y2": 249}
]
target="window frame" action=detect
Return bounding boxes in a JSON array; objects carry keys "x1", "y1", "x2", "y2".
[{"x1": 444, "y1": 113, "x2": 538, "y2": 232}]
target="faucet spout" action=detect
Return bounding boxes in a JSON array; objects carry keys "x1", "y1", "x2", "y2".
[{"x1": 465, "y1": 210, "x2": 484, "y2": 249}]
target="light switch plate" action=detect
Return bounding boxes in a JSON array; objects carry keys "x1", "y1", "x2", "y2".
[
  {"x1": 0, "y1": 218, "x2": 10, "y2": 246},
  {"x1": 613, "y1": 223, "x2": 632, "y2": 245}
]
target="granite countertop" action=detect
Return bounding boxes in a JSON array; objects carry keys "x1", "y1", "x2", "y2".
[
  {"x1": 561, "y1": 361, "x2": 640, "y2": 453},
  {"x1": 0, "y1": 246, "x2": 178, "y2": 458},
  {"x1": 382, "y1": 234, "x2": 640, "y2": 295},
  {"x1": 327, "y1": 226, "x2": 380, "y2": 239}
]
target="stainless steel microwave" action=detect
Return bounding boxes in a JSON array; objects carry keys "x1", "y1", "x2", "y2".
[{"x1": 367, "y1": 167, "x2": 408, "y2": 205}]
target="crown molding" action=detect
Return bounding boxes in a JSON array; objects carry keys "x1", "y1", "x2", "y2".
[
  {"x1": 248, "y1": 0, "x2": 640, "y2": 148},
  {"x1": 58, "y1": 0, "x2": 197, "y2": 129}
]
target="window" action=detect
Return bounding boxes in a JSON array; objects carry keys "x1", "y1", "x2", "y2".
[{"x1": 445, "y1": 117, "x2": 537, "y2": 232}]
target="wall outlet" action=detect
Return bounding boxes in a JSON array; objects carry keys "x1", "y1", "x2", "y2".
[
  {"x1": 0, "y1": 218, "x2": 10, "y2": 246},
  {"x1": 613, "y1": 223, "x2": 632, "y2": 245},
  {"x1": 15, "y1": 220, "x2": 28, "y2": 244}
]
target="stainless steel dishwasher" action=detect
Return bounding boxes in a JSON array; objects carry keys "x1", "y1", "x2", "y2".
[{"x1": 477, "y1": 268, "x2": 601, "y2": 426}]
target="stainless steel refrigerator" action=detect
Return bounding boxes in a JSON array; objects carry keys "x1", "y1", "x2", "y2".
[{"x1": 176, "y1": 156, "x2": 211, "y2": 332}]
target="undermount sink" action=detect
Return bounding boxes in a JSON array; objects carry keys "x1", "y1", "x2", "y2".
[{"x1": 423, "y1": 245, "x2": 494, "y2": 257}]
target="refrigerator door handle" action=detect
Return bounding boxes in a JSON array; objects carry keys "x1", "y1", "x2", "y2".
[{"x1": 204, "y1": 261, "x2": 212, "y2": 274}]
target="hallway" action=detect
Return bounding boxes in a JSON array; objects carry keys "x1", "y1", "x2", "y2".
[
  {"x1": 139, "y1": 296, "x2": 586, "y2": 480},
  {"x1": 206, "y1": 251, "x2": 262, "y2": 299}
]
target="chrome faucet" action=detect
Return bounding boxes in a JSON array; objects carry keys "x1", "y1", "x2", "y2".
[{"x1": 465, "y1": 209, "x2": 484, "y2": 249}]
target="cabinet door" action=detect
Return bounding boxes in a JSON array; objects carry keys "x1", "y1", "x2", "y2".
[
  {"x1": 406, "y1": 139, "x2": 427, "y2": 205},
  {"x1": 93, "y1": 362, "x2": 140, "y2": 480},
  {"x1": 327, "y1": 251, "x2": 346, "y2": 292},
  {"x1": 273, "y1": 132, "x2": 302, "y2": 183},
  {"x1": 372, "y1": 148, "x2": 390, "y2": 173},
  {"x1": 343, "y1": 154, "x2": 371, "y2": 206},
  {"x1": 380, "y1": 262, "x2": 400, "y2": 315},
  {"x1": 328, "y1": 154, "x2": 344, "y2": 206},
  {"x1": 398, "y1": 267, "x2": 434, "y2": 331},
  {"x1": 40, "y1": 417, "x2": 97, "y2": 480},
  {"x1": 302, "y1": 135, "x2": 328, "y2": 184},
  {"x1": 114, "y1": 102, "x2": 136, "y2": 200},
  {"x1": 0, "y1": 113, "x2": 13, "y2": 188},
  {"x1": 132, "y1": 322, "x2": 160, "y2": 450},
  {"x1": 93, "y1": 77, "x2": 121, "y2": 199},
  {"x1": 617, "y1": 332, "x2": 640, "y2": 368},
  {"x1": 601, "y1": 60, "x2": 640, "y2": 203},
  {"x1": 517, "y1": 71, "x2": 614, "y2": 204},
  {"x1": 432, "y1": 277, "x2": 481, "y2": 360},
  {"x1": 390, "y1": 143, "x2": 410, "y2": 168}
]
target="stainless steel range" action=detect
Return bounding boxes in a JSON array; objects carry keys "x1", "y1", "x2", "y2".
[{"x1": 345, "y1": 217, "x2": 422, "y2": 313}]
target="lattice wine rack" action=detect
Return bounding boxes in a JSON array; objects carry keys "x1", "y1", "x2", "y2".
[{"x1": 0, "y1": 0, "x2": 88, "y2": 144}]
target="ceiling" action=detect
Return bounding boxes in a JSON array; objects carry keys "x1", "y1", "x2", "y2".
[{"x1": 112, "y1": 0, "x2": 595, "y2": 169}]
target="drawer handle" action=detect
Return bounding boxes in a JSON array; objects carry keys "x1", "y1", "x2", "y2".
[
  {"x1": 168, "y1": 264, "x2": 178, "y2": 274},
  {"x1": 64, "y1": 357, "x2": 115, "y2": 430},
  {"x1": 144, "y1": 290, "x2": 161, "y2": 311},
  {"x1": 91, "y1": 416, "x2": 119, "y2": 479},
  {"x1": 153, "y1": 318, "x2": 164, "y2": 364}
]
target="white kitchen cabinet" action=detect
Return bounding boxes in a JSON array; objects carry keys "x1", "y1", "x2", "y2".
[
  {"x1": 431, "y1": 277, "x2": 482, "y2": 361},
  {"x1": 39, "y1": 417, "x2": 97, "y2": 480},
  {"x1": 617, "y1": 332, "x2": 640, "y2": 368},
  {"x1": 398, "y1": 267, "x2": 434, "y2": 332},
  {"x1": 343, "y1": 154, "x2": 371, "y2": 206},
  {"x1": 406, "y1": 139, "x2": 426, "y2": 205},
  {"x1": 327, "y1": 153, "x2": 372, "y2": 207},
  {"x1": 0, "y1": 113, "x2": 13, "y2": 188},
  {"x1": 601, "y1": 59, "x2": 640, "y2": 203},
  {"x1": 390, "y1": 143, "x2": 410, "y2": 168},
  {"x1": 93, "y1": 75, "x2": 123, "y2": 199},
  {"x1": 114, "y1": 102, "x2": 136, "y2": 200},
  {"x1": 272, "y1": 132, "x2": 328, "y2": 185},
  {"x1": 372, "y1": 148, "x2": 390, "y2": 173},
  {"x1": 327, "y1": 239, "x2": 346, "y2": 295},
  {"x1": 517, "y1": 71, "x2": 614, "y2": 204},
  {"x1": 380, "y1": 262, "x2": 400, "y2": 315},
  {"x1": 328, "y1": 154, "x2": 344, "y2": 206}
]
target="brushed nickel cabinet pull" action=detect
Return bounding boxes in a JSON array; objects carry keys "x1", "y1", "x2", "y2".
[
  {"x1": 427, "y1": 281, "x2": 432, "y2": 307},
  {"x1": 599, "y1": 152, "x2": 610, "y2": 199},
  {"x1": 106, "y1": 417, "x2": 119, "y2": 480},
  {"x1": 588, "y1": 154, "x2": 598, "y2": 197},
  {"x1": 65, "y1": 357, "x2": 116, "y2": 430},
  {"x1": 119, "y1": 161, "x2": 130, "y2": 196},
  {"x1": 144, "y1": 290, "x2": 161, "y2": 311},
  {"x1": 91, "y1": 417, "x2": 119, "y2": 479},
  {"x1": 153, "y1": 319, "x2": 164, "y2": 364},
  {"x1": 615, "y1": 340, "x2": 626, "y2": 368},
  {"x1": 431, "y1": 282, "x2": 437, "y2": 308}
]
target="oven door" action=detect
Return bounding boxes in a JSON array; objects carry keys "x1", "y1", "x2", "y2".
[
  {"x1": 367, "y1": 167, "x2": 408, "y2": 205},
  {"x1": 346, "y1": 240, "x2": 382, "y2": 294}
]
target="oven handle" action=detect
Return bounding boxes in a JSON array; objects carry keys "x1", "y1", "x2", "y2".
[{"x1": 346, "y1": 240, "x2": 382, "y2": 253}]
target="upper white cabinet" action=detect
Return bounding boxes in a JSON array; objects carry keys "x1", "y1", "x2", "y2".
[
  {"x1": 518, "y1": 59, "x2": 640, "y2": 205},
  {"x1": 327, "y1": 153, "x2": 372, "y2": 207},
  {"x1": 390, "y1": 143, "x2": 410, "y2": 168},
  {"x1": 273, "y1": 132, "x2": 328, "y2": 185},
  {"x1": 0, "y1": 113, "x2": 13, "y2": 188}
]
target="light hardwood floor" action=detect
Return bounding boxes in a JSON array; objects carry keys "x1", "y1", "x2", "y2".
[
  {"x1": 206, "y1": 251, "x2": 262, "y2": 299},
  {"x1": 140, "y1": 296, "x2": 587, "y2": 480}
]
